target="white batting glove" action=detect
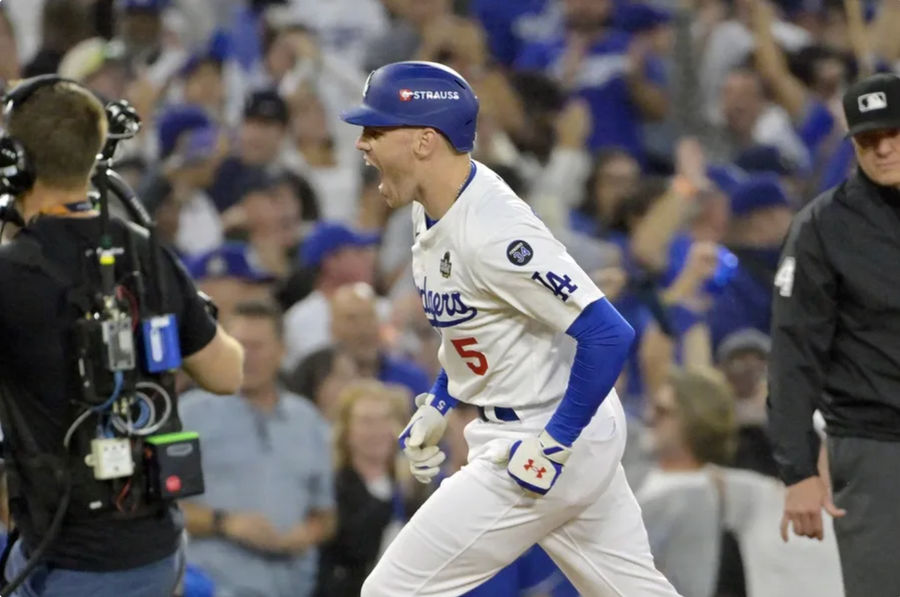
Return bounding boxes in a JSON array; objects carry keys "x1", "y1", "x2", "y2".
[
  {"x1": 398, "y1": 393, "x2": 451, "y2": 484},
  {"x1": 502, "y1": 430, "x2": 572, "y2": 496}
]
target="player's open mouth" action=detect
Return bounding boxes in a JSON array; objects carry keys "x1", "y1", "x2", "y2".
[{"x1": 364, "y1": 156, "x2": 389, "y2": 197}]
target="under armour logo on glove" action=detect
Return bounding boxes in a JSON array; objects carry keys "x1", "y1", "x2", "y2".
[
  {"x1": 523, "y1": 459, "x2": 546, "y2": 479},
  {"x1": 504, "y1": 430, "x2": 572, "y2": 496}
]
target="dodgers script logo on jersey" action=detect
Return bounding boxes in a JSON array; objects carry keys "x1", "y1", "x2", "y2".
[{"x1": 417, "y1": 277, "x2": 477, "y2": 328}]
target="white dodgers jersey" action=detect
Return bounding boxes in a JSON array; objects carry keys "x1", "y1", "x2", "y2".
[{"x1": 411, "y1": 161, "x2": 604, "y2": 409}]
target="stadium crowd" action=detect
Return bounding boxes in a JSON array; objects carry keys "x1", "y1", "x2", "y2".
[{"x1": 1, "y1": 0, "x2": 895, "y2": 594}]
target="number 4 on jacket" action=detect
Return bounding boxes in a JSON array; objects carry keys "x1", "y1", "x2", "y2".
[
  {"x1": 451, "y1": 337, "x2": 488, "y2": 375},
  {"x1": 532, "y1": 271, "x2": 578, "y2": 302}
]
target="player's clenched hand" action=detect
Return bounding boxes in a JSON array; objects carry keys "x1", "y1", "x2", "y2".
[
  {"x1": 501, "y1": 431, "x2": 572, "y2": 496},
  {"x1": 399, "y1": 393, "x2": 451, "y2": 484}
]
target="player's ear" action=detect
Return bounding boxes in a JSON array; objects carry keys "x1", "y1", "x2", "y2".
[{"x1": 412, "y1": 128, "x2": 439, "y2": 159}]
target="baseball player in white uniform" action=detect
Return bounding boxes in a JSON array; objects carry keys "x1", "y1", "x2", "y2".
[{"x1": 341, "y1": 61, "x2": 680, "y2": 597}]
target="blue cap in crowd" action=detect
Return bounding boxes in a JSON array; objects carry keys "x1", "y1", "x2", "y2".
[
  {"x1": 180, "y1": 30, "x2": 231, "y2": 77},
  {"x1": 735, "y1": 144, "x2": 796, "y2": 176},
  {"x1": 185, "y1": 243, "x2": 275, "y2": 283},
  {"x1": 157, "y1": 105, "x2": 214, "y2": 159},
  {"x1": 730, "y1": 173, "x2": 791, "y2": 217},
  {"x1": 616, "y1": 3, "x2": 672, "y2": 33},
  {"x1": 706, "y1": 164, "x2": 747, "y2": 196},
  {"x1": 117, "y1": 0, "x2": 169, "y2": 12},
  {"x1": 244, "y1": 90, "x2": 289, "y2": 125},
  {"x1": 301, "y1": 222, "x2": 380, "y2": 269}
]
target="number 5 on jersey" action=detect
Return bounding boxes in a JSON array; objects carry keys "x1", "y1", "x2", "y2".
[{"x1": 451, "y1": 337, "x2": 488, "y2": 375}]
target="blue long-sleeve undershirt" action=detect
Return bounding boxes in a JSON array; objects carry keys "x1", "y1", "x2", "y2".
[{"x1": 545, "y1": 297, "x2": 636, "y2": 446}]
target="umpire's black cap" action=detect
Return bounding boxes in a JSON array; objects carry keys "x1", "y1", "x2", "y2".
[{"x1": 843, "y1": 73, "x2": 900, "y2": 137}]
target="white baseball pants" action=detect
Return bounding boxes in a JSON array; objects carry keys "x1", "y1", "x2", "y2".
[{"x1": 362, "y1": 395, "x2": 681, "y2": 597}]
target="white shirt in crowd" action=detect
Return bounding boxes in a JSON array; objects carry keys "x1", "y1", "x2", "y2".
[
  {"x1": 175, "y1": 191, "x2": 224, "y2": 258},
  {"x1": 637, "y1": 467, "x2": 843, "y2": 597}
]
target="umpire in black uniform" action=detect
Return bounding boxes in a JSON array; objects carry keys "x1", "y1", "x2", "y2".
[{"x1": 768, "y1": 72, "x2": 900, "y2": 597}]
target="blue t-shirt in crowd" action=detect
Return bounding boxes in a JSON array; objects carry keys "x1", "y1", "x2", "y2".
[
  {"x1": 516, "y1": 29, "x2": 663, "y2": 159},
  {"x1": 470, "y1": 0, "x2": 561, "y2": 66},
  {"x1": 707, "y1": 247, "x2": 780, "y2": 351},
  {"x1": 378, "y1": 354, "x2": 431, "y2": 398}
]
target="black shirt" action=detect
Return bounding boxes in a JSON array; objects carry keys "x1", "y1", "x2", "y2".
[
  {"x1": 0, "y1": 215, "x2": 217, "y2": 570},
  {"x1": 768, "y1": 170, "x2": 900, "y2": 485},
  {"x1": 315, "y1": 468, "x2": 393, "y2": 597}
]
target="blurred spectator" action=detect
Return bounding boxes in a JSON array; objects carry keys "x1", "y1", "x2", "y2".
[
  {"x1": 638, "y1": 367, "x2": 736, "y2": 597},
  {"x1": 716, "y1": 329, "x2": 778, "y2": 478},
  {"x1": 114, "y1": 0, "x2": 172, "y2": 70},
  {"x1": 283, "y1": 84, "x2": 362, "y2": 222},
  {"x1": 283, "y1": 223, "x2": 379, "y2": 370},
  {"x1": 325, "y1": 282, "x2": 429, "y2": 397},
  {"x1": 58, "y1": 37, "x2": 130, "y2": 101},
  {"x1": 23, "y1": 0, "x2": 92, "y2": 77},
  {"x1": 281, "y1": 0, "x2": 389, "y2": 69},
  {"x1": 177, "y1": 45, "x2": 227, "y2": 121},
  {"x1": 0, "y1": 9, "x2": 20, "y2": 88},
  {"x1": 712, "y1": 67, "x2": 811, "y2": 170},
  {"x1": 184, "y1": 242, "x2": 277, "y2": 320},
  {"x1": 209, "y1": 89, "x2": 290, "y2": 212},
  {"x1": 638, "y1": 367, "x2": 843, "y2": 597},
  {"x1": 221, "y1": 170, "x2": 305, "y2": 278},
  {"x1": 469, "y1": 0, "x2": 562, "y2": 67},
  {"x1": 315, "y1": 380, "x2": 411, "y2": 597},
  {"x1": 617, "y1": 2, "x2": 679, "y2": 168},
  {"x1": 180, "y1": 300, "x2": 336, "y2": 597},
  {"x1": 364, "y1": 0, "x2": 449, "y2": 72},
  {"x1": 707, "y1": 173, "x2": 793, "y2": 348},
  {"x1": 515, "y1": 0, "x2": 667, "y2": 159},
  {"x1": 285, "y1": 346, "x2": 360, "y2": 422},
  {"x1": 571, "y1": 149, "x2": 641, "y2": 238},
  {"x1": 143, "y1": 104, "x2": 228, "y2": 257},
  {"x1": 697, "y1": 0, "x2": 812, "y2": 122}
]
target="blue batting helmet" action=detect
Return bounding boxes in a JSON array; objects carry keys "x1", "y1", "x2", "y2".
[{"x1": 341, "y1": 61, "x2": 479, "y2": 152}]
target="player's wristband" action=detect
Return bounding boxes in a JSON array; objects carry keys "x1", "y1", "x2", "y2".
[{"x1": 429, "y1": 369, "x2": 458, "y2": 415}]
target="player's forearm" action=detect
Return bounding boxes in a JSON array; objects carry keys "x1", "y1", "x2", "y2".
[{"x1": 545, "y1": 298, "x2": 635, "y2": 446}]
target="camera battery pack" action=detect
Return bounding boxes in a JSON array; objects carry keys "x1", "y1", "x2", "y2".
[
  {"x1": 90, "y1": 438, "x2": 135, "y2": 480},
  {"x1": 144, "y1": 431, "x2": 204, "y2": 500},
  {"x1": 141, "y1": 314, "x2": 182, "y2": 373}
]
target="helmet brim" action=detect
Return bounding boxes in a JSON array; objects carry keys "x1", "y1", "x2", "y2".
[{"x1": 340, "y1": 104, "x2": 408, "y2": 128}]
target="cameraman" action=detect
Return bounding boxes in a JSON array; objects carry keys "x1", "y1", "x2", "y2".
[{"x1": 0, "y1": 78, "x2": 244, "y2": 596}]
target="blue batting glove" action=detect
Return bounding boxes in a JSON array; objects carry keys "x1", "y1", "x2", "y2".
[{"x1": 505, "y1": 430, "x2": 572, "y2": 496}]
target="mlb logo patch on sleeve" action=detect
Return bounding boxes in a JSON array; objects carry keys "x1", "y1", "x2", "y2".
[{"x1": 507, "y1": 240, "x2": 534, "y2": 266}]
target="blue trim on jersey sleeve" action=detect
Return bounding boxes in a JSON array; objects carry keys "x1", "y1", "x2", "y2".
[
  {"x1": 544, "y1": 298, "x2": 635, "y2": 447},
  {"x1": 428, "y1": 368, "x2": 458, "y2": 415}
]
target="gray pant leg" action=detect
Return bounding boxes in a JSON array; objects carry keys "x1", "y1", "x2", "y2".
[{"x1": 828, "y1": 435, "x2": 900, "y2": 597}]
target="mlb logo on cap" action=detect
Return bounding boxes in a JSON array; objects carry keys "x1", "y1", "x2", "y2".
[
  {"x1": 843, "y1": 73, "x2": 900, "y2": 137},
  {"x1": 858, "y1": 92, "x2": 887, "y2": 113}
]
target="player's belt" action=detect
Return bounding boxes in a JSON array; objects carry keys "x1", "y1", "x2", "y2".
[{"x1": 477, "y1": 406, "x2": 520, "y2": 423}]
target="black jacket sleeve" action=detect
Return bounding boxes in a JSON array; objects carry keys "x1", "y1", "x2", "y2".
[{"x1": 767, "y1": 202, "x2": 838, "y2": 485}]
